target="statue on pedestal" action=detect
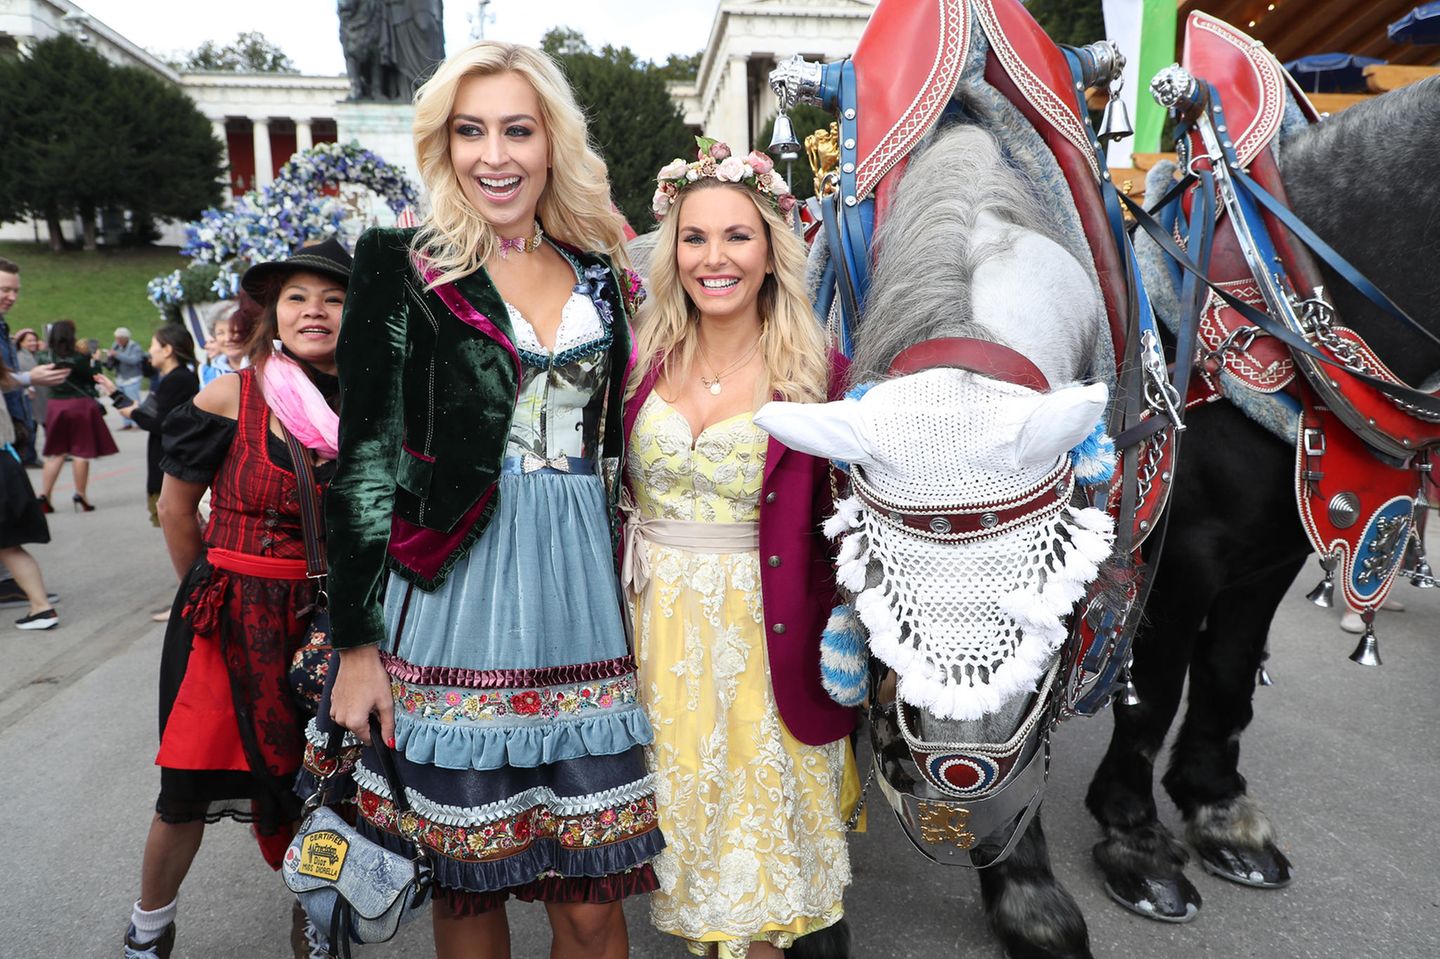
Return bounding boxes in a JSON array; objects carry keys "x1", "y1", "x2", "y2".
[{"x1": 339, "y1": 0, "x2": 445, "y2": 102}]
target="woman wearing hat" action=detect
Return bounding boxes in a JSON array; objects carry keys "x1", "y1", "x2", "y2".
[{"x1": 121, "y1": 239, "x2": 351, "y2": 959}]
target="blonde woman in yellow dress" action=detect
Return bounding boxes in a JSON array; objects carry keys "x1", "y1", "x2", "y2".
[{"x1": 621, "y1": 139, "x2": 859, "y2": 958}]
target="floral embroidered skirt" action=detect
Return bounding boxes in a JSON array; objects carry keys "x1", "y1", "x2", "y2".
[
  {"x1": 348, "y1": 471, "x2": 661, "y2": 913},
  {"x1": 630, "y1": 541, "x2": 856, "y2": 956}
]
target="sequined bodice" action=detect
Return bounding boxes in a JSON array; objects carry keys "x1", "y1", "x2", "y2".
[{"x1": 626, "y1": 392, "x2": 768, "y2": 523}]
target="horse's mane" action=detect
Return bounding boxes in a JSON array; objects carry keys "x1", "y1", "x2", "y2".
[
  {"x1": 1279, "y1": 75, "x2": 1440, "y2": 381},
  {"x1": 850, "y1": 124, "x2": 1063, "y2": 385}
]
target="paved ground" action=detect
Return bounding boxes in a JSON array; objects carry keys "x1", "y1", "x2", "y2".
[{"x1": 2, "y1": 423, "x2": 1438, "y2": 958}]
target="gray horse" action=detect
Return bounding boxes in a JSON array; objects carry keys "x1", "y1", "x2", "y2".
[{"x1": 757, "y1": 122, "x2": 1118, "y2": 959}]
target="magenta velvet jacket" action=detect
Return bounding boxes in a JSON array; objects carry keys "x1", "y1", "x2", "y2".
[{"x1": 623, "y1": 352, "x2": 856, "y2": 747}]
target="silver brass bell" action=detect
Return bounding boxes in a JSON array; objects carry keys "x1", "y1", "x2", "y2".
[
  {"x1": 1098, "y1": 92, "x2": 1134, "y2": 145},
  {"x1": 1306, "y1": 557, "x2": 1336, "y2": 608},
  {"x1": 768, "y1": 112, "x2": 801, "y2": 159},
  {"x1": 1348, "y1": 611, "x2": 1381, "y2": 667},
  {"x1": 1305, "y1": 577, "x2": 1334, "y2": 607},
  {"x1": 1117, "y1": 669, "x2": 1141, "y2": 707},
  {"x1": 1409, "y1": 534, "x2": 1435, "y2": 588}
]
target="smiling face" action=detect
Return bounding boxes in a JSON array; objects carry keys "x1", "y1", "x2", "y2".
[
  {"x1": 274, "y1": 271, "x2": 346, "y2": 372},
  {"x1": 16, "y1": 331, "x2": 37, "y2": 352},
  {"x1": 674, "y1": 185, "x2": 772, "y2": 327},
  {"x1": 0, "y1": 270, "x2": 18, "y2": 314},
  {"x1": 449, "y1": 71, "x2": 549, "y2": 237}
]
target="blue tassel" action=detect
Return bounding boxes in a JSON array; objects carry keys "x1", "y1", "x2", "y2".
[
  {"x1": 1069, "y1": 420, "x2": 1115, "y2": 487},
  {"x1": 820, "y1": 604, "x2": 868, "y2": 707}
]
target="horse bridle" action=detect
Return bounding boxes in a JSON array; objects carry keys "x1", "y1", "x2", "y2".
[{"x1": 859, "y1": 336, "x2": 1075, "y2": 867}]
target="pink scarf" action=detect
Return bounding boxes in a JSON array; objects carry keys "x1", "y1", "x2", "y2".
[{"x1": 262, "y1": 352, "x2": 339, "y2": 460}]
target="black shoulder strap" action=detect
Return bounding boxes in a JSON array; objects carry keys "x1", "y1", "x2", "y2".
[{"x1": 280, "y1": 424, "x2": 327, "y2": 580}]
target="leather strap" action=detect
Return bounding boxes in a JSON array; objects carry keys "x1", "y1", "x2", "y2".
[
  {"x1": 887, "y1": 337, "x2": 1050, "y2": 391},
  {"x1": 852, "y1": 459, "x2": 1071, "y2": 543},
  {"x1": 280, "y1": 424, "x2": 327, "y2": 580},
  {"x1": 1121, "y1": 189, "x2": 1440, "y2": 418},
  {"x1": 822, "y1": 191, "x2": 862, "y2": 358}
]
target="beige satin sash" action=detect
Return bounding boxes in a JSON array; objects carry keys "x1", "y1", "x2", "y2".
[{"x1": 620, "y1": 490, "x2": 759, "y2": 594}]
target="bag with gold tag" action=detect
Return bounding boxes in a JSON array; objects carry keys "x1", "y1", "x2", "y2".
[{"x1": 283, "y1": 717, "x2": 431, "y2": 957}]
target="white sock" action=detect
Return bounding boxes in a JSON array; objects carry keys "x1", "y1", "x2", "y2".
[{"x1": 129, "y1": 898, "x2": 177, "y2": 943}]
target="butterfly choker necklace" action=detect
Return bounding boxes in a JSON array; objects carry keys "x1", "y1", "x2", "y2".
[{"x1": 498, "y1": 222, "x2": 544, "y2": 259}]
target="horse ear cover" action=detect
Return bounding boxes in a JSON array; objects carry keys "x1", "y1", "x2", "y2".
[
  {"x1": 755, "y1": 398, "x2": 878, "y2": 467},
  {"x1": 1006, "y1": 382, "x2": 1109, "y2": 470}
]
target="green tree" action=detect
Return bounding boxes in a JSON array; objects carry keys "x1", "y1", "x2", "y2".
[
  {"x1": 1026, "y1": 0, "x2": 1106, "y2": 48},
  {"x1": 755, "y1": 104, "x2": 837, "y2": 203},
  {"x1": 0, "y1": 36, "x2": 224, "y2": 251},
  {"x1": 172, "y1": 31, "x2": 298, "y2": 73},
  {"x1": 541, "y1": 29, "x2": 693, "y2": 229},
  {"x1": 654, "y1": 51, "x2": 702, "y2": 83}
]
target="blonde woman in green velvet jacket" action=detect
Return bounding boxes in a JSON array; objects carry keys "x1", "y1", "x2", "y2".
[{"x1": 319, "y1": 40, "x2": 659, "y2": 959}]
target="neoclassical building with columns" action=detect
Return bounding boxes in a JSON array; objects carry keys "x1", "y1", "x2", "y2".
[
  {"x1": 671, "y1": 0, "x2": 875, "y2": 154},
  {"x1": 0, "y1": 0, "x2": 874, "y2": 242}
]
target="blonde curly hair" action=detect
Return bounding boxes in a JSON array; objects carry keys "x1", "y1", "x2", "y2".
[
  {"x1": 629, "y1": 179, "x2": 828, "y2": 404},
  {"x1": 410, "y1": 40, "x2": 630, "y2": 287}
]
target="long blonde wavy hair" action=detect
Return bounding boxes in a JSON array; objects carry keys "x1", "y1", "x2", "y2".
[
  {"x1": 629, "y1": 180, "x2": 828, "y2": 404},
  {"x1": 410, "y1": 41, "x2": 629, "y2": 287}
]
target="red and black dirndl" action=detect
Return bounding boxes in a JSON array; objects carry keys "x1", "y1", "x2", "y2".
[{"x1": 154, "y1": 369, "x2": 326, "y2": 868}]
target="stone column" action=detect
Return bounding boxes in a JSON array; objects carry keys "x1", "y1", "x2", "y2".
[
  {"x1": 212, "y1": 118, "x2": 232, "y2": 197},
  {"x1": 712, "y1": 57, "x2": 751, "y2": 153},
  {"x1": 252, "y1": 118, "x2": 274, "y2": 187},
  {"x1": 296, "y1": 119, "x2": 313, "y2": 153}
]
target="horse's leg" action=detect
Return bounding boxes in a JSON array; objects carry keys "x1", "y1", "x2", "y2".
[
  {"x1": 979, "y1": 812, "x2": 1093, "y2": 959},
  {"x1": 1084, "y1": 547, "x2": 1216, "y2": 922},
  {"x1": 1162, "y1": 551, "x2": 1307, "y2": 889}
]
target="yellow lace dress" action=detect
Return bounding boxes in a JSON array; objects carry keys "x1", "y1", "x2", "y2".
[{"x1": 626, "y1": 392, "x2": 854, "y2": 957}]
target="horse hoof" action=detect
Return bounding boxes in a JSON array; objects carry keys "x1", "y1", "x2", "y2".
[
  {"x1": 1194, "y1": 839, "x2": 1293, "y2": 889},
  {"x1": 1101, "y1": 872, "x2": 1201, "y2": 923}
]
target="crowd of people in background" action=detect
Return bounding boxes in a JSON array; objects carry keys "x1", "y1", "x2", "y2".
[{"x1": 0, "y1": 256, "x2": 265, "y2": 632}]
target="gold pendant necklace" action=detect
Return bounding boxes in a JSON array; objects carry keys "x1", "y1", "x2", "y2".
[{"x1": 699, "y1": 338, "x2": 760, "y2": 395}]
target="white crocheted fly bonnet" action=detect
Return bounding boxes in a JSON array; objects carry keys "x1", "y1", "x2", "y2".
[{"x1": 757, "y1": 367, "x2": 1116, "y2": 721}]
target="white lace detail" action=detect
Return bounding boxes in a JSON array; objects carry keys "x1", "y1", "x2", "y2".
[
  {"x1": 506, "y1": 292, "x2": 605, "y2": 356},
  {"x1": 352, "y1": 761, "x2": 657, "y2": 827},
  {"x1": 627, "y1": 400, "x2": 851, "y2": 952},
  {"x1": 827, "y1": 369, "x2": 1115, "y2": 721},
  {"x1": 835, "y1": 499, "x2": 1112, "y2": 721},
  {"x1": 299, "y1": 911, "x2": 329, "y2": 959}
]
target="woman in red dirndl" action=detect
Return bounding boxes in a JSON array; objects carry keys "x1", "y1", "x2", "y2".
[{"x1": 122, "y1": 240, "x2": 352, "y2": 959}]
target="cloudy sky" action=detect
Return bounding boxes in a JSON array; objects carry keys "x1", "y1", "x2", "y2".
[{"x1": 76, "y1": 0, "x2": 718, "y2": 74}]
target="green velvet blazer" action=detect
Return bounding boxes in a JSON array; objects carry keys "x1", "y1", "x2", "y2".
[{"x1": 325, "y1": 226, "x2": 636, "y2": 650}]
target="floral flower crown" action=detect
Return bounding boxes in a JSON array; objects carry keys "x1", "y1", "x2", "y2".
[{"x1": 652, "y1": 136, "x2": 797, "y2": 225}]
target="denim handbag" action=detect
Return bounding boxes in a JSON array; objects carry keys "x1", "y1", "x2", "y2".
[{"x1": 284, "y1": 717, "x2": 432, "y2": 958}]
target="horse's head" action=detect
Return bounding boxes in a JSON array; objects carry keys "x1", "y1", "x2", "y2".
[
  {"x1": 759, "y1": 361, "x2": 1111, "y2": 722},
  {"x1": 758, "y1": 351, "x2": 1115, "y2": 862}
]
